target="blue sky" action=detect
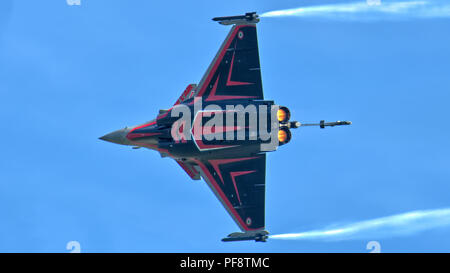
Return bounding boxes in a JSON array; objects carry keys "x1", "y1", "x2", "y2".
[{"x1": 1, "y1": 0, "x2": 450, "y2": 252}]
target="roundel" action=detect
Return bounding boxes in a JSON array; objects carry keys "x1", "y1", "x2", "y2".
[
  {"x1": 238, "y1": 31, "x2": 244, "y2": 39},
  {"x1": 246, "y1": 217, "x2": 252, "y2": 226}
]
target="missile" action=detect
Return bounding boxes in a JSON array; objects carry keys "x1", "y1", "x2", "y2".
[
  {"x1": 295, "y1": 120, "x2": 352, "y2": 129},
  {"x1": 221, "y1": 231, "x2": 269, "y2": 242},
  {"x1": 320, "y1": 120, "x2": 352, "y2": 128},
  {"x1": 212, "y1": 12, "x2": 260, "y2": 25}
]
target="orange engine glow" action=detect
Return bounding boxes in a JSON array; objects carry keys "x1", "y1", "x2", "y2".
[
  {"x1": 278, "y1": 129, "x2": 288, "y2": 143},
  {"x1": 277, "y1": 109, "x2": 287, "y2": 122}
]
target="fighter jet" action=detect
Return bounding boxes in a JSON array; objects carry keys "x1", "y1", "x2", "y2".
[{"x1": 100, "y1": 12, "x2": 351, "y2": 242}]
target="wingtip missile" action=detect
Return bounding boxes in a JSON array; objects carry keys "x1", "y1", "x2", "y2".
[
  {"x1": 296, "y1": 120, "x2": 352, "y2": 129},
  {"x1": 319, "y1": 120, "x2": 352, "y2": 128},
  {"x1": 221, "y1": 231, "x2": 269, "y2": 242},
  {"x1": 212, "y1": 12, "x2": 260, "y2": 25}
]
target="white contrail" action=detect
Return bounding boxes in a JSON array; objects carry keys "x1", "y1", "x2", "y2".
[
  {"x1": 271, "y1": 208, "x2": 450, "y2": 241},
  {"x1": 261, "y1": 0, "x2": 450, "y2": 20}
]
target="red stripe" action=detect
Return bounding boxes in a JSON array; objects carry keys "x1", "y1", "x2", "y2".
[
  {"x1": 196, "y1": 25, "x2": 255, "y2": 98},
  {"x1": 156, "y1": 107, "x2": 173, "y2": 120},
  {"x1": 191, "y1": 110, "x2": 238, "y2": 150},
  {"x1": 230, "y1": 170, "x2": 256, "y2": 204},
  {"x1": 127, "y1": 132, "x2": 161, "y2": 140},
  {"x1": 126, "y1": 121, "x2": 157, "y2": 140},
  {"x1": 205, "y1": 74, "x2": 256, "y2": 101},
  {"x1": 208, "y1": 157, "x2": 257, "y2": 184},
  {"x1": 193, "y1": 159, "x2": 259, "y2": 231},
  {"x1": 174, "y1": 84, "x2": 196, "y2": 106},
  {"x1": 226, "y1": 48, "x2": 253, "y2": 86}
]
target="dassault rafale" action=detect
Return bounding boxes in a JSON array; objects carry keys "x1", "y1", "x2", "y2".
[{"x1": 100, "y1": 12, "x2": 351, "y2": 242}]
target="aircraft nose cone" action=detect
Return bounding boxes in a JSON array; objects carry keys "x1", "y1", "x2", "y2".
[{"x1": 99, "y1": 128, "x2": 130, "y2": 145}]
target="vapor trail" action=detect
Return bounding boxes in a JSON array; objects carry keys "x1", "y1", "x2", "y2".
[
  {"x1": 261, "y1": 0, "x2": 450, "y2": 20},
  {"x1": 271, "y1": 208, "x2": 450, "y2": 241}
]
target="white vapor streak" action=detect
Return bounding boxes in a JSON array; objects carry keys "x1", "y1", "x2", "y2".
[
  {"x1": 271, "y1": 208, "x2": 450, "y2": 241},
  {"x1": 261, "y1": 0, "x2": 450, "y2": 20}
]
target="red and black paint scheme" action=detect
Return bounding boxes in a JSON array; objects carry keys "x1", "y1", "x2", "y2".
[{"x1": 100, "y1": 12, "x2": 351, "y2": 242}]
